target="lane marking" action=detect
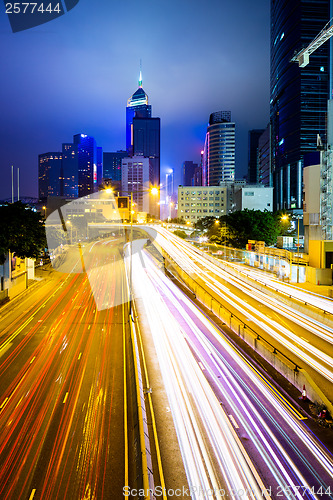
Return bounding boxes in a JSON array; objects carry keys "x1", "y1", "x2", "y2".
[
  {"x1": 29, "y1": 489, "x2": 36, "y2": 500},
  {"x1": 0, "y1": 397, "x2": 9, "y2": 410},
  {"x1": 198, "y1": 361, "x2": 206, "y2": 371},
  {"x1": 228, "y1": 414, "x2": 239, "y2": 429}
]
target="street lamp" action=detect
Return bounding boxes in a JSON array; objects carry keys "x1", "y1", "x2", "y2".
[
  {"x1": 42, "y1": 205, "x2": 47, "y2": 218},
  {"x1": 66, "y1": 220, "x2": 72, "y2": 245}
]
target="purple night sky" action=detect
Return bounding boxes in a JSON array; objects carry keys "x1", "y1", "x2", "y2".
[{"x1": 0, "y1": 0, "x2": 270, "y2": 199}]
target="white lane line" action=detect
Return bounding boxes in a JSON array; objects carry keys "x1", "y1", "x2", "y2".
[{"x1": 228, "y1": 414, "x2": 239, "y2": 429}]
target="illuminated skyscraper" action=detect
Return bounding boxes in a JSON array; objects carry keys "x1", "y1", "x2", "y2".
[
  {"x1": 73, "y1": 134, "x2": 102, "y2": 197},
  {"x1": 103, "y1": 151, "x2": 127, "y2": 182},
  {"x1": 125, "y1": 71, "x2": 161, "y2": 207},
  {"x1": 126, "y1": 71, "x2": 151, "y2": 156},
  {"x1": 202, "y1": 111, "x2": 235, "y2": 186},
  {"x1": 62, "y1": 143, "x2": 78, "y2": 198},
  {"x1": 38, "y1": 152, "x2": 62, "y2": 199},
  {"x1": 270, "y1": 0, "x2": 330, "y2": 210}
]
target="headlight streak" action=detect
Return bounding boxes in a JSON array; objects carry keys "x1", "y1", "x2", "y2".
[
  {"x1": 230, "y1": 265, "x2": 333, "y2": 315},
  {"x1": 139, "y1": 250, "x2": 333, "y2": 500},
  {"x1": 153, "y1": 230, "x2": 333, "y2": 383},
  {"x1": 130, "y1": 251, "x2": 266, "y2": 499}
]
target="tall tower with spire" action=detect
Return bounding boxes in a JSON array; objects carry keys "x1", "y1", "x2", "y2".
[{"x1": 126, "y1": 71, "x2": 152, "y2": 156}]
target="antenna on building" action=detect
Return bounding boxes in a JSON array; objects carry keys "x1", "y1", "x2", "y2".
[
  {"x1": 17, "y1": 167, "x2": 20, "y2": 201},
  {"x1": 139, "y1": 59, "x2": 142, "y2": 87}
]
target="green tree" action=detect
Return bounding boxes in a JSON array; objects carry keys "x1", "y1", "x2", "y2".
[
  {"x1": 194, "y1": 216, "x2": 217, "y2": 231},
  {"x1": 173, "y1": 229, "x2": 187, "y2": 239},
  {"x1": 207, "y1": 210, "x2": 282, "y2": 248},
  {"x1": 0, "y1": 202, "x2": 46, "y2": 264}
]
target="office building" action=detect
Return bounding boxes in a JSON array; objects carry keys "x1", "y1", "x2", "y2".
[
  {"x1": 234, "y1": 186, "x2": 273, "y2": 211},
  {"x1": 248, "y1": 129, "x2": 264, "y2": 184},
  {"x1": 38, "y1": 152, "x2": 63, "y2": 200},
  {"x1": 182, "y1": 161, "x2": 198, "y2": 186},
  {"x1": 62, "y1": 143, "x2": 78, "y2": 198},
  {"x1": 133, "y1": 116, "x2": 160, "y2": 187},
  {"x1": 202, "y1": 111, "x2": 235, "y2": 186},
  {"x1": 74, "y1": 134, "x2": 102, "y2": 197},
  {"x1": 126, "y1": 72, "x2": 151, "y2": 156},
  {"x1": 121, "y1": 156, "x2": 154, "y2": 214},
  {"x1": 103, "y1": 151, "x2": 127, "y2": 182},
  {"x1": 258, "y1": 125, "x2": 272, "y2": 187},
  {"x1": 270, "y1": 0, "x2": 330, "y2": 210},
  {"x1": 177, "y1": 186, "x2": 228, "y2": 223},
  {"x1": 192, "y1": 165, "x2": 202, "y2": 186}
]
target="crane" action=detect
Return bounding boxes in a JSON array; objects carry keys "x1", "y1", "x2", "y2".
[{"x1": 291, "y1": 18, "x2": 333, "y2": 67}]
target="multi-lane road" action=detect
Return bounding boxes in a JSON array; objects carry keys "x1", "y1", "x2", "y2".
[
  {"x1": 150, "y1": 227, "x2": 333, "y2": 405},
  {"x1": 0, "y1": 227, "x2": 333, "y2": 499},
  {"x1": 0, "y1": 240, "x2": 128, "y2": 500},
  {"x1": 131, "y1": 239, "x2": 333, "y2": 500}
]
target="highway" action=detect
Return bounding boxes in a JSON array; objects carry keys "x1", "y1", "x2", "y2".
[
  {"x1": 149, "y1": 227, "x2": 333, "y2": 402},
  {"x1": 131, "y1": 242, "x2": 333, "y2": 500},
  {"x1": 0, "y1": 239, "x2": 128, "y2": 500}
]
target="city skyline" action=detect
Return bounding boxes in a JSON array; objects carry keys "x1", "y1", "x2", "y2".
[{"x1": 0, "y1": 0, "x2": 270, "y2": 199}]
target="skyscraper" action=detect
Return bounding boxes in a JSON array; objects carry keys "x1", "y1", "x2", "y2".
[
  {"x1": 74, "y1": 134, "x2": 102, "y2": 197},
  {"x1": 126, "y1": 72, "x2": 151, "y2": 156},
  {"x1": 121, "y1": 156, "x2": 153, "y2": 213},
  {"x1": 258, "y1": 125, "x2": 272, "y2": 187},
  {"x1": 38, "y1": 152, "x2": 62, "y2": 200},
  {"x1": 103, "y1": 151, "x2": 127, "y2": 182},
  {"x1": 202, "y1": 111, "x2": 235, "y2": 186},
  {"x1": 248, "y1": 129, "x2": 264, "y2": 184},
  {"x1": 182, "y1": 161, "x2": 198, "y2": 186},
  {"x1": 133, "y1": 116, "x2": 160, "y2": 187},
  {"x1": 62, "y1": 143, "x2": 78, "y2": 198},
  {"x1": 270, "y1": 0, "x2": 330, "y2": 210}
]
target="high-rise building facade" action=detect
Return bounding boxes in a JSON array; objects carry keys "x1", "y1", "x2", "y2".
[
  {"x1": 258, "y1": 125, "x2": 272, "y2": 187},
  {"x1": 38, "y1": 152, "x2": 63, "y2": 200},
  {"x1": 182, "y1": 161, "x2": 198, "y2": 186},
  {"x1": 103, "y1": 151, "x2": 127, "y2": 182},
  {"x1": 270, "y1": 0, "x2": 330, "y2": 210},
  {"x1": 126, "y1": 73, "x2": 152, "y2": 156},
  {"x1": 133, "y1": 116, "x2": 160, "y2": 187},
  {"x1": 74, "y1": 134, "x2": 102, "y2": 197},
  {"x1": 62, "y1": 143, "x2": 78, "y2": 198},
  {"x1": 202, "y1": 111, "x2": 235, "y2": 186},
  {"x1": 121, "y1": 156, "x2": 153, "y2": 213},
  {"x1": 248, "y1": 129, "x2": 264, "y2": 184}
]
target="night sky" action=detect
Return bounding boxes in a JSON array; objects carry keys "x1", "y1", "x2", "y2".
[{"x1": 0, "y1": 0, "x2": 270, "y2": 200}]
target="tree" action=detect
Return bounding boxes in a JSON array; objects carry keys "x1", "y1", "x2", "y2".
[
  {"x1": 194, "y1": 216, "x2": 217, "y2": 231},
  {"x1": 173, "y1": 229, "x2": 187, "y2": 239},
  {"x1": 0, "y1": 202, "x2": 46, "y2": 264},
  {"x1": 205, "y1": 210, "x2": 282, "y2": 249}
]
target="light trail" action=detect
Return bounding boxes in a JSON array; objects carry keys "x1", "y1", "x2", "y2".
[
  {"x1": 148, "y1": 227, "x2": 333, "y2": 384},
  {"x1": 131, "y1": 245, "x2": 333, "y2": 500},
  {"x1": 130, "y1": 250, "x2": 267, "y2": 499}
]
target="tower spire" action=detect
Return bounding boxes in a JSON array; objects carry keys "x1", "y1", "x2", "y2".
[{"x1": 139, "y1": 59, "x2": 142, "y2": 87}]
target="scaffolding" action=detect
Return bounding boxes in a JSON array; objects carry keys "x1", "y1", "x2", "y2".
[{"x1": 320, "y1": 148, "x2": 333, "y2": 240}]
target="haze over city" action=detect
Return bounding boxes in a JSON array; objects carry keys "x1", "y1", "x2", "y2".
[{"x1": 0, "y1": 0, "x2": 270, "y2": 198}]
